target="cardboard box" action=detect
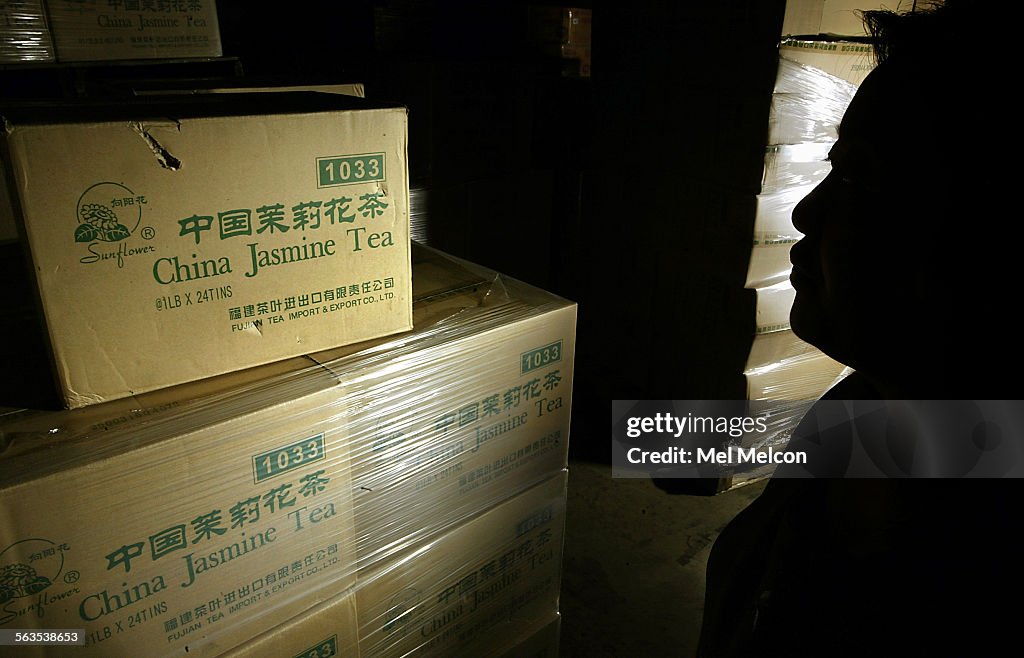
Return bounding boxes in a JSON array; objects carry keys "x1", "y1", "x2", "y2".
[
  {"x1": 218, "y1": 589, "x2": 360, "y2": 658},
  {"x1": 0, "y1": 368, "x2": 359, "y2": 657},
  {"x1": 0, "y1": 245, "x2": 574, "y2": 656},
  {"x1": 782, "y1": 1, "x2": 892, "y2": 40},
  {"x1": 133, "y1": 83, "x2": 367, "y2": 99},
  {"x1": 356, "y1": 472, "x2": 566, "y2": 657},
  {"x1": 2, "y1": 93, "x2": 412, "y2": 408},
  {"x1": 745, "y1": 329, "x2": 848, "y2": 400},
  {"x1": 0, "y1": 0, "x2": 53, "y2": 63},
  {"x1": 754, "y1": 280, "x2": 795, "y2": 335},
  {"x1": 769, "y1": 58, "x2": 856, "y2": 146},
  {"x1": 203, "y1": 83, "x2": 365, "y2": 98},
  {"x1": 46, "y1": 0, "x2": 221, "y2": 62},
  {"x1": 223, "y1": 531, "x2": 562, "y2": 658},
  {"x1": 761, "y1": 143, "x2": 832, "y2": 195},
  {"x1": 0, "y1": 243, "x2": 488, "y2": 427},
  {"x1": 742, "y1": 329, "x2": 848, "y2": 486},
  {"x1": 780, "y1": 39, "x2": 875, "y2": 87},
  {"x1": 328, "y1": 263, "x2": 576, "y2": 567},
  {"x1": 746, "y1": 239, "x2": 796, "y2": 290}
]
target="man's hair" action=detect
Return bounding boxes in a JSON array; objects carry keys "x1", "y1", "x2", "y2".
[{"x1": 861, "y1": 1, "x2": 974, "y2": 66}]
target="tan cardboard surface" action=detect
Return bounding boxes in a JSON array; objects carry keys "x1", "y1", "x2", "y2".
[
  {"x1": 746, "y1": 242, "x2": 795, "y2": 290},
  {"x1": 133, "y1": 83, "x2": 367, "y2": 99},
  {"x1": 0, "y1": 246, "x2": 572, "y2": 656},
  {"x1": 218, "y1": 588, "x2": 360, "y2": 658},
  {"x1": 0, "y1": 379, "x2": 358, "y2": 657},
  {"x1": 202, "y1": 84, "x2": 366, "y2": 98},
  {"x1": 3, "y1": 100, "x2": 411, "y2": 408},
  {"x1": 0, "y1": 245, "x2": 508, "y2": 451},
  {"x1": 769, "y1": 58, "x2": 855, "y2": 146},
  {"x1": 747, "y1": 328, "x2": 819, "y2": 370},
  {"x1": 0, "y1": 244, "x2": 477, "y2": 419},
  {"x1": 754, "y1": 281, "x2": 795, "y2": 335},
  {"x1": 780, "y1": 41, "x2": 875, "y2": 87},
  {"x1": 782, "y1": 1, "x2": 894, "y2": 39},
  {"x1": 356, "y1": 472, "x2": 566, "y2": 657},
  {"x1": 336, "y1": 300, "x2": 576, "y2": 569},
  {"x1": 47, "y1": 0, "x2": 221, "y2": 62},
  {"x1": 746, "y1": 345, "x2": 847, "y2": 400}
]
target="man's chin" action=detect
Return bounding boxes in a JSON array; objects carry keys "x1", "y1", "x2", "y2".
[
  {"x1": 789, "y1": 296, "x2": 820, "y2": 344},
  {"x1": 789, "y1": 301, "x2": 848, "y2": 366}
]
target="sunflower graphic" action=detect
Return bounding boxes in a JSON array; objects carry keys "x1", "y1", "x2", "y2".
[
  {"x1": 74, "y1": 203, "x2": 131, "y2": 243},
  {"x1": 0, "y1": 563, "x2": 52, "y2": 603}
]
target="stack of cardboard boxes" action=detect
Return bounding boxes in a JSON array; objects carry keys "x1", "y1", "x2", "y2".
[
  {"x1": 736, "y1": 7, "x2": 879, "y2": 486},
  {"x1": 0, "y1": 85, "x2": 574, "y2": 655},
  {"x1": 745, "y1": 56, "x2": 856, "y2": 403},
  {"x1": 0, "y1": 0, "x2": 54, "y2": 64}
]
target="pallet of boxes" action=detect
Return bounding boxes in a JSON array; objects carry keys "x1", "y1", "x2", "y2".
[
  {"x1": 0, "y1": 89, "x2": 573, "y2": 656},
  {"x1": 0, "y1": 1, "x2": 54, "y2": 64}
]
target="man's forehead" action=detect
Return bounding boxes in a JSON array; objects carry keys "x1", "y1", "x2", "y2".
[{"x1": 834, "y1": 61, "x2": 948, "y2": 169}]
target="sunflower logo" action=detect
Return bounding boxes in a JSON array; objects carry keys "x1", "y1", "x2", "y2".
[
  {"x1": 0, "y1": 563, "x2": 52, "y2": 604},
  {"x1": 73, "y1": 182, "x2": 144, "y2": 244},
  {"x1": 74, "y1": 203, "x2": 131, "y2": 243}
]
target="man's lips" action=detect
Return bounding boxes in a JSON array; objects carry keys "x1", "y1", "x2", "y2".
[
  {"x1": 789, "y1": 264, "x2": 816, "y2": 290},
  {"x1": 789, "y1": 242, "x2": 817, "y2": 290}
]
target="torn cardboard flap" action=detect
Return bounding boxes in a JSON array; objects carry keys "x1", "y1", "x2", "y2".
[{"x1": 129, "y1": 120, "x2": 183, "y2": 171}]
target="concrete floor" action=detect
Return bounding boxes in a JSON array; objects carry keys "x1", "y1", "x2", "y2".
[{"x1": 558, "y1": 461, "x2": 767, "y2": 658}]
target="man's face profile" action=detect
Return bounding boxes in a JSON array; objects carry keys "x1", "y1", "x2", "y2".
[{"x1": 788, "y1": 60, "x2": 948, "y2": 385}]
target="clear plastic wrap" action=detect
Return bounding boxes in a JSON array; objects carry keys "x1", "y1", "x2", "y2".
[
  {"x1": 410, "y1": 186, "x2": 430, "y2": 245},
  {"x1": 729, "y1": 332, "x2": 850, "y2": 488},
  {"x1": 748, "y1": 143, "x2": 833, "y2": 288},
  {"x1": 356, "y1": 472, "x2": 565, "y2": 657},
  {"x1": 0, "y1": 244, "x2": 576, "y2": 657},
  {"x1": 734, "y1": 43, "x2": 865, "y2": 489},
  {"x1": 746, "y1": 186, "x2": 811, "y2": 289},
  {"x1": 0, "y1": 0, "x2": 54, "y2": 63},
  {"x1": 220, "y1": 476, "x2": 566, "y2": 658},
  {"x1": 746, "y1": 330, "x2": 849, "y2": 401},
  {"x1": 753, "y1": 280, "x2": 796, "y2": 336},
  {"x1": 3, "y1": 96, "x2": 412, "y2": 410},
  {"x1": 767, "y1": 57, "x2": 858, "y2": 145},
  {"x1": 761, "y1": 142, "x2": 833, "y2": 195},
  {"x1": 45, "y1": 0, "x2": 222, "y2": 63},
  {"x1": 779, "y1": 39, "x2": 876, "y2": 87},
  {"x1": 749, "y1": 56, "x2": 857, "y2": 291}
]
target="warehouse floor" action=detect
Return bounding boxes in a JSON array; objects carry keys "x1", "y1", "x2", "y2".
[{"x1": 558, "y1": 460, "x2": 768, "y2": 658}]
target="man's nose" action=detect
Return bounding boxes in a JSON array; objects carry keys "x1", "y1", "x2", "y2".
[{"x1": 791, "y1": 175, "x2": 830, "y2": 235}]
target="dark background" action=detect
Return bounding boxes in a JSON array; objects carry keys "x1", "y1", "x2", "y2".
[{"x1": 216, "y1": 0, "x2": 786, "y2": 463}]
